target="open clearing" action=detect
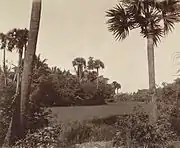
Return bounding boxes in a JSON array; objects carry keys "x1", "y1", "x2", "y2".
[{"x1": 48, "y1": 101, "x2": 152, "y2": 123}]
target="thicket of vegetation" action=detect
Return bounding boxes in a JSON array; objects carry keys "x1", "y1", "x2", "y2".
[
  {"x1": 1, "y1": 54, "x2": 180, "y2": 147},
  {"x1": 0, "y1": 40, "x2": 121, "y2": 146}
]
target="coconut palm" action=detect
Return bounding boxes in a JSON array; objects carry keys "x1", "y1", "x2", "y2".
[
  {"x1": 72, "y1": 57, "x2": 86, "y2": 82},
  {"x1": 20, "y1": 0, "x2": 42, "y2": 137},
  {"x1": 106, "y1": 0, "x2": 180, "y2": 122}
]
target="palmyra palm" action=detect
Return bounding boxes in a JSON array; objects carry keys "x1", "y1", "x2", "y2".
[
  {"x1": 106, "y1": 0, "x2": 180, "y2": 122},
  {"x1": 72, "y1": 57, "x2": 86, "y2": 82},
  {"x1": 6, "y1": 28, "x2": 28, "y2": 94}
]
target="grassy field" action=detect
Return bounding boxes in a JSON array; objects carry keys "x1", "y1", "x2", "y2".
[{"x1": 48, "y1": 101, "x2": 151, "y2": 123}]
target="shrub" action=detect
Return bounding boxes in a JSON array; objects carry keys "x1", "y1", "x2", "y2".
[
  {"x1": 0, "y1": 82, "x2": 16, "y2": 146},
  {"x1": 113, "y1": 107, "x2": 178, "y2": 148},
  {"x1": 13, "y1": 124, "x2": 62, "y2": 148}
]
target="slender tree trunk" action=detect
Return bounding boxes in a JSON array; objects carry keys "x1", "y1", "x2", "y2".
[
  {"x1": 96, "y1": 68, "x2": 99, "y2": 89},
  {"x1": 16, "y1": 50, "x2": 23, "y2": 94},
  {"x1": 3, "y1": 47, "x2": 7, "y2": 87},
  {"x1": 20, "y1": 0, "x2": 41, "y2": 137},
  {"x1": 78, "y1": 66, "x2": 83, "y2": 83},
  {"x1": 147, "y1": 31, "x2": 157, "y2": 123},
  {"x1": 3, "y1": 50, "x2": 24, "y2": 146}
]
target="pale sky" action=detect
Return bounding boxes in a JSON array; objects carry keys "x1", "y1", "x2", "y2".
[{"x1": 0, "y1": 0, "x2": 180, "y2": 93}]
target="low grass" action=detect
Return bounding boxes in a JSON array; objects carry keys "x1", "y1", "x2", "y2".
[{"x1": 48, "y1": 101, "x2": 151, "y2": 123}]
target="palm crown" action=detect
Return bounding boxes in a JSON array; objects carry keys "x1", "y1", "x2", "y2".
[{"x1": 106, "y1": 0, "x2": 180, "y2": 45}]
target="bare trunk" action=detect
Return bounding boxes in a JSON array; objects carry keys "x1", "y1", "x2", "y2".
[
  {"x1": 3, "y1": 51, "x2": 24, "y2": 146},
  {"x1": 20, "y1": 0, "x2": 41, "y2": 137},
  {"x1": 3, "y1": 47, "x2": 7, "y2": 86},
  {"x1": 147, "y1": 32, "x2": 157, "y2": 123},
  {"x1": 96, "y1": 68, "x2": 99, "y2": 89},
  {"x1": 78, "y1": 66, "x2": 81, "y2": 80},
  {"x1": 15, "y1": 50, "x2": 23, "y2": 94},
  {"x1": 78, "y1": 66, "x2": 83, "y2": 83}
]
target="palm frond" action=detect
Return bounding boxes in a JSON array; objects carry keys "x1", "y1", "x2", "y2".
[
  {"x1": 152, "y1": 26, "x2": 164, "y2": 46},
  {"x1": 6, "y1": 28, "x2": 28, "y2": 52},
  {"x1": 106, "y1": 4, "x2": 134, "y2": 40},
  {"x1": 155, "y1": 0, "x2": 180, "y2": 34},
  {"x1": 163, "y1": 12, "x2": 180, "y2": 34},
  {"x1": 141, "y1": 24, "x2": 164, "y2": 46}
]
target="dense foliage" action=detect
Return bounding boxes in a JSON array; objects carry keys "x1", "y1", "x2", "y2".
[
  {"x1": 0, "y1": 55, "x2": 118, "y2": 146},
  {"x1": 113, "y1": 107, "x2": 178, "y2": 148}
]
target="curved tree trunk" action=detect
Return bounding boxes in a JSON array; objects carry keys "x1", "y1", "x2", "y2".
[
  {"x1": 20, "y1": 0, "x2": 41, "y2": 137},
  {"x1": 147, "y1": 32, "x2": 157, "y2": 123}
]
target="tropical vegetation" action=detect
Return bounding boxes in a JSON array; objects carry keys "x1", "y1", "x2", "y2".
[{"x1": 0, "y1": 0, "x2": 180, "y2": 147}]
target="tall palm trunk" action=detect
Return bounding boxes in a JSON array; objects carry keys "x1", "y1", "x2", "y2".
[
  {"x1": 3, "y1": 47, "x2": 7, "y2": 86},
  {"x1": 78, "y1": 66, "x2": 83, "y2": 83},
  {"x1": 20, "y1": 0, "x2": 41, "y2": 137},
  {"x1": 147, "y1": 31, "x2": 157, "y2": 123},
  {"x1": 16, "y1": 50, "x2": 23, "y2": 94}
]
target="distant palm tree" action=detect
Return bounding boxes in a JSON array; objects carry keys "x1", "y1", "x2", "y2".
[
  {"x1": 87, "y1": 56, "x2": 94, "y2": 71},
  {"x1": 0, "y1": 33, "x2": 12, "y2": 86},
  {"x1": 20, "y1": 0, "x2": 42, "y2": 137},
  {"x1": 112, "y1": 81, "x2": 121, "y2": 93},
  {"x1": 87, "y1": 57, "x2": 105, "y2": 88},
  {"x1": 106, "y1": 0, "x2": 180, "y2": 122},
  {"x1": 72, "y1": 57, "x2": 86, "y2": 82},
  {"x1": 94, "y1": 59, "x2": 105, "y2": 88}
]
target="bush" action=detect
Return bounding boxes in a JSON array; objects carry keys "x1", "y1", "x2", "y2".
[
  {"x1": 113, "y1": 107, "x2": 178, "y2": 148},
  {"x1": 13, "y1": 124, "x2": 62, "y2": 148},
  {"x1": 0, "y1": 82, "x2": 16, "y2": 145},
  {"x1": 14, "y1": 119, "x2": 117, "y2": 148}
]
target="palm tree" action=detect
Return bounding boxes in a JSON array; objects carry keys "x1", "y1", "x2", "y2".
[
  {"x1": 87, "y1": 56, "x2": 94, "y2": 71},
  {"x1": 94, "y1": 59, "x2": 105, "y2": 88},
  {"x1": 20, "y1": 0, "x2": 41, "y2": 137},
  {"x1": 0, "y1": 33, "x2": 12, "y2": 86},
  {"x1": 106, "y1": 0, "x2": 180, "y2": 122},
  {"x1": 72, "y1": 57, "x2": 86, "y2": 82},
  {"x1": 6, "y1": 28, "x2": 28, "y2": 94},
  {"x1": 87, "y1": 57, "x2": 105, "y2": 88},
  {"x1": 112, "y1": 81, "x2": 121, "y2": 93}
]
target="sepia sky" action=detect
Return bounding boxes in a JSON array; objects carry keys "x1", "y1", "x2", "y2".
[{"x1": 0, "y1": 0, "x2": 180, "y2": 92}]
